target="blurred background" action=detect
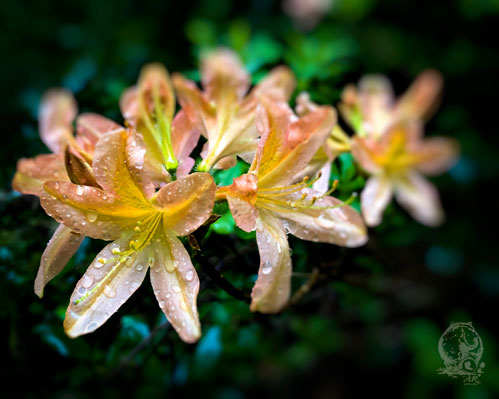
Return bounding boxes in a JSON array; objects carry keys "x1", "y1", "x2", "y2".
[{"x1": 1, "y1": 0, "x2": 498, "y2": 397}]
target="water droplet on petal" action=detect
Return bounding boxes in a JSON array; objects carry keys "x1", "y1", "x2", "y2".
[
  {"x1": 185, "y1": 270, "x2": 194, "y2": 281},
  {"x1": 95, "y1": 258, "x2": 106, "y2": 268},
  {"x1": 103, "y1": 285, "x2": 116, "y2": 298},
  {"x1": 76, "y1": 186, "x2": 85, "y2": 196},
  {"x1": 262, "y1": 263, "x2": 272, "y2": 275},
  {"x1": 86, "y1": 212, "x2": 97, "y2": 223},
  {"x1": 136, "y1": 264, "x2": 144, "y2": 271},
  {"x1": 172, "y1": 285, "x2": 181, "y2": 293},
  {"x1": 81, "y1": 275, "x2": 94, "y2": 288}
]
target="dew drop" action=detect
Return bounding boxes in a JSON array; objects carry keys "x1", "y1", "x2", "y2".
[
  {"x1": 130, "y1": 282, "x2": 139, "y2": 292},
  {"x1": 95, "y1": 257, "x2": 106, "y2": 268},
  {"x1": 86, "y1": 212, "x2": 97, "y2": 223},
  {"x1": 103, "y1": 285, "x2": 116, "y2": 298},
  {"x1": 86, "y1": 322, "x2": 98, "y2": 332},
  {"x1": 262, "y1": 263, "x2": 272, "y2": 275},
  {"x1": 81, "y1": 275, "x2": 94, "y2": 288},
  {"x1": 172, "y1": 285, "x2": 181, "y2": 293},
  {"x1": 78, "y1": 286, "x2": 86, "y2": 295},
  {"x1": 185, "y1": 270, "x2": 194, "y2": 282},
  {"x1": 76, "y1": 186, "x2": 84, "y2": 196},
  {"x1": 159, "y1": 300, "x2": 165, "y2": 308},
  {"x1": 135, "y1": 264, "x2": 144, "y2": 271},
  {"x1": 173, "y1": 260, "x2": 179, "y2": 268}
]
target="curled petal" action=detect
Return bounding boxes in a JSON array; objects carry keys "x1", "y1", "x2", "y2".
[
  {"x1": 394, "y1": 172, "x2": 444, "y2": 226},
  {"x1": 361, "y1": 176, "x2": 393, "y2": 227},
  {"x1": 41, "y1": 181, "x2": 149, "y2": 240},
  {"x1": 12, "y1": 154, "x2": 67, "y2": 196},
  {"x1": 34, "y1": 224, "x2": 84, "y2": 298},
  {"x1": 39, "y1": 89, "x2": 77, "y2": 153},
  {"x1": 64, "y1": 235, "x2": 149, "y2": 338},
  {"x1": 93, "y1": 129, "x2": 150, "y2": 209},
  {"x1": 75, "y1": 113, "x2": 122, "y2": 155},
  {"x1": 413, "y1": 137, "x2": 459, "y2": 175},
  {"x1": 250, "y1": 212, "x2": 292, "y2": 313},
  {"x1": 395, "y1": 69, "x2": 443, "y2": 122},
  {"x1": 201, "y1": 48, "x2": 250, "y2": 101},
  {"x1": 277, "y1": 189, "x2": 368, "y2": 247},
  {"x1": 64, "y1": 148, "x2": 100, "y2": 188},
  {"x1": 157, "y1": 173, "x2": 216, "y2": 236},
  {"x1": 150, "y1": 231, "x2": 201, "y2": 343},
  {"x1": 295, "y1": 92, "x2": 318, "y2": 116}
]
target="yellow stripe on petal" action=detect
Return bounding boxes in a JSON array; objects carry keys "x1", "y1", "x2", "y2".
[
  {"x1": 149, "y1": 230, "x2": 201, "y2": 343},
  {"x1": 64, "y1": 234, "x2": 149, "y2": 338}
]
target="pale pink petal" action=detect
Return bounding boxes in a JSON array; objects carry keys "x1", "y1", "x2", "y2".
[
  {"x1": 394, "y1": 69, "x2": 443, "y2": 122},
  {"x1": 150, "y1": 230, "x2": 201, "y2": 343},
  {"x1": 63, "y1": 234, "x2": 149, "y2": 338},
  {"x1": 413, "y1": 137, "x2": 459, "y2": 175},
  {"x1": 12, "y1": 154, "x2": 68, "y2": 196},
  {"x1": 312, "y1": 162, "x2": 331, "y2": 194},
  {"x1": 250, "y1": 211, "x2": 292, "y2": 313},
  {"x1": 295, "y1": 91, "x2": 318, "y2": 116},
  {"x1": 248, "y1": 66, "x2": 296, "y2": 102},
  {"x1": 394, "y1": 172, "x2": 444, "y2": 226},
  {"x1": 213, "y1": 156, "x2": 237, "y2": 170},
  {"x1": 226, "y1": 195, "x2": 258, "y2": 232},
  {"x1": 92, "y1": 130, "x2": 150, "y2": 209},
  {"x1": 41, "y1": 181, "x2": 149, "y2": 240},
  {"x1": 201, "y1": 48, "x2": 250, "y2": 101},
  {"x1": 39, "y1": 89, "x2": 77, "y2": 153},
  {"x1": 34, "y1": 224, "x2": 84, "y2": 298},
  {"x1": 361, "y1": 176, "x2": 393, "y2": 227},
  {"x1": 75, "y1": 113, "x2": 122, "y2": 155},
  {"x1": 276, "y1": 188, "x2": 368, "y2": 247},
  {"x1": 119, "y1": 86, "x2": 138, "y2": 122},
  {"x1": 157, "y1": 173, "x2": 216, "y2": 236},
  {"x1": 357, "y1": 75, "x2": 394, "y2": 135},
  {"x1": 171, "y1": 110, "x2": 201, "y2": 171}
]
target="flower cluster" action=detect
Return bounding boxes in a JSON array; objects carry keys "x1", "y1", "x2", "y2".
[{"x1": 13, "y1": 48, "x2": 458, "y2": 343}]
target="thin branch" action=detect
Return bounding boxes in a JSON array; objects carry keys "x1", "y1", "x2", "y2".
[
  {"x1": 284, "y1": 267, "x2": 321, "y2": 309},
  {"x1": 110, "y1": 320, "x2": 170, "y2": 377}
]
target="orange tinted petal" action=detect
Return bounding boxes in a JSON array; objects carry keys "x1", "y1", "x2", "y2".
[
  {"x1": 395, "y1": 69, "x2": 443, "y2": 122},
  {"x1": 249, "y1": 66, "x2": 296, "y2": 103},
  {"x1": 413, "y1": 137, "x2": 459, "y2": 175},
  {"x1": 39, "y1": 89, "x2": 77, "y2": 153},
  {"x1": 150, "y1": 230, "x2": 201, "y2": 343},
  {"x1": 12, "y1": 154, "x2": 68, "y2": 196},
  {"x1": 201, "y1": 48, "x2": 249, "y2": 102},
  {"x1": 41, "y1": 181, "x2": 149, "y2": 240},
  {"x1": 250, "y1": 212, "x2": 292, "y2": 313},
  {"x1": 257, "y1": 103, "x2": 336, "y2": 188},
  {"x1": 350, "y1": 137, "x2": 382, "y2": 174},
  {"x1": 34, "y1": 224, "x2": 84, "y2": 298},
  {"x1": 64, "y1": 234, "x2": 149, "y2": 338},
  {"x1": 92, "y1": 129, "x2": 151, "y2": 209},
  {"x1": 75, "y1": 113, "x2": 122, "y2": 155},
  {"x1": 227, "y1": 195, "x2": 258, "y2": 232},
  {"x1": 157, "y1": 173, "x2": 216, "y2": 236}
]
